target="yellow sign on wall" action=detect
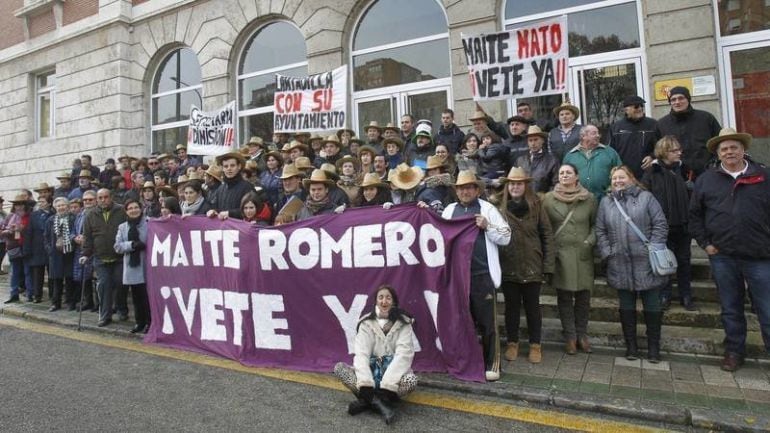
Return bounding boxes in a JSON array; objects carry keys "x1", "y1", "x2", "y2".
[{"x1": 654, "y1": 78, "x2": 692, "y2": 101}]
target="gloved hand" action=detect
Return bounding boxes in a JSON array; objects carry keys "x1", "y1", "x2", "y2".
[
  {"x1": 382, "y1": 202, "x2": 393, "y2": 210},
  {"x1": 334, "y1": 204, "x2": 346, "y2": 214},
  {"x1": 132, "y1": 240, "x2": 146, "y2": 251},
  {"x1": 357, "y1": 386, "x2": 374, "y2": 403}
]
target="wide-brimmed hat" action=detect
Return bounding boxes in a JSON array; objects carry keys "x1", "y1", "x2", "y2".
[
  {"x1": 281, "y1": 142, "x2": 293, "y2": 152},
  {"x1": 388, "y1": 163, "x2": 424, "y2": 190},
  {"x1": 78, "y1": 169, "x2": 94, "y2": 179},
  {"x1": 364, "y1": 121, "x2": 383, "y2": 133},
  {"x1": 157, "y1": 153, "x2": 171, "y2": 162},
  {"x1": 175, "y1": 144, "x2": 187, "y2": 153},
  {"x1": 293, "y1": 156, "x2": 314, "y2": 171},
  {"x1": 10, "y1": 193, "x2": 35, "y2": 205},
  {"x1": 215, "y1": 151, "x2": 246, "y2": 165},
  {"x1": 323, "y1": 134, "x2": 342, "y2": 148},
  {"x1": 454, "y1": 170, "x2": 485, "y2": 189},
  {"x1": 156, "y1": 185, "x2": 177, "y2": 197},
  {"x1": 320, "y1": 163, "x2": 340, "y2": 181},
  {"x1": 469, "y1": 110, "x2": 488, "y2": 122},
  {"x1": 383, "y1": 122, "x2": 400, "y2": 133},
  {"x1": 118, "y1": 154, "x2": 137, "y2": 163},
  {"x1": 425, "y1": 155, "x2": 447, "y2": 170},
  {"x1": 279, "y1": 164, "x2": 303, "y2": 180},
  {"x1": 302, "y1": 169, "x2": 336, "y2": 189},
  {"x1": 33, "y1": 182, "x2": 54, "y2": 192},
  {"x1": 358, "y1": 145, "x2": 378, "y2": 158},
  {"x1": 173, "y1": 175, "x2": 189, "y2": 188},
  {"x1": 500, "y1": 166, "x2": 532, "y2": 183},
  {"x1": 247, "y1": 136, "x2": 265, "y2": 147},
  {"x1": 56, "y1": 171, "x2": 72, "y2": 180},
  {"x1": 205, "y1": 165, "x2": 223, "y2": 182},
  {"x1": 287, "y1": 140, "x2": 309, "y2": 153},
  {"x1": 707, "y1": 127, "x2": 752, "y2": 154},
  {"x1": 293, "y1": 132, "x2": 311, "y2": 139},
  {"x1": 309, "y1": 133, "x2": 324, "y2": 143},
  {"x1": 238, "y1": 146, "x2": 252, "y2": 157},
  {"x1": 383, "y1": 137, "x2": 404, "y2": 152},
  {"x1": 141, "y1": 181, "x2": 156, "y2": 191},
  {"x1": 360, "y1": 172, "x2": 388, "y2": 189},
  {"x1": 265, "y1": 150, "x2": 283, "y2": 163},
  {"x1": 525, "y1": 125, "x2": 548, "y2": 139},
  {"x1": 336, "y1": 128, "x2": 355, "y2": 140},
  {"x1": 335, "y1": 155, "x2": 359, "y2": 172},
  {"x1": 553, "y1": 101, "x2": 580, "y2": 117}
]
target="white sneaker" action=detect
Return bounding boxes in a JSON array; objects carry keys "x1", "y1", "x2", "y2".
[{"x1": 485, "y1": 370, "x2": 500, "y2": 381}]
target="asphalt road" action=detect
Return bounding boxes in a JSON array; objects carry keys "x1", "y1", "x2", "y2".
[{"x1": 0, "y1": 320, "x2": 681, "y2": 432}]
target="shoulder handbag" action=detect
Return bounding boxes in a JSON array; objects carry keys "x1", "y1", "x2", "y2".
[
  {"x1": 553, "y1": 208, "x2": 576, "y2": 238},
  {"x1": 612, "y1": 197, "x2": 677, "y2": 276}
]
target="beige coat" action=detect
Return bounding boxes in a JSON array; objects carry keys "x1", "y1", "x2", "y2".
[{"x1": 353, "y1": 315, "x2": 415, "y2": 393}]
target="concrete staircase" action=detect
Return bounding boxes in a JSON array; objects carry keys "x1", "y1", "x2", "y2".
[{"x1": 499, "y1": 243, "x2": 768, "y2": 356}]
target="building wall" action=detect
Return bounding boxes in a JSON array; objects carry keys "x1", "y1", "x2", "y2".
[
  {"x1": 0, "y1": 0, "x2": 730, "y2": 199},
  {"x1": 0, "y1": 0, "x2": 25, "y2": 51}
]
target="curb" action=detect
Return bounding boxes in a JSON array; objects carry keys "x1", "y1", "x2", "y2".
[{"x1": 4, "y1": 306, "x2": 770, "y2": 432}]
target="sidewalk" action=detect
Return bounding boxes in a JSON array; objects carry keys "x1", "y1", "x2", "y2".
[{"x1": 2, "y1": 282, "x2": 769, "y2": 432}]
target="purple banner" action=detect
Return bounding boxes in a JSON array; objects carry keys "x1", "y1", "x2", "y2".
[{"x1": 144, "y1": 205, "x2": 485, "y2": 381}]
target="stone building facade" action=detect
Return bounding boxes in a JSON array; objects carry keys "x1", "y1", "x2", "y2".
[{"x1": 0, "y1": 0, "x2": 768, "y2": 198}]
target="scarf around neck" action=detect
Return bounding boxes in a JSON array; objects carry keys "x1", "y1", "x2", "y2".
[
  {"x1": 552, "y1": 183, "x2": 592, "y2": 203},
  {"x1": 181, "y1": 196, "x2": 204, "y2": 215}
]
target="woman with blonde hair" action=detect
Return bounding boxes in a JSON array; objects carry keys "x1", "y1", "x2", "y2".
[{"x1": 596, "y1": 165, "x2": 669, "y2": 362}]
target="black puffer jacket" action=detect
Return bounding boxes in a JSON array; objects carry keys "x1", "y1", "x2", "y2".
[
  {"x1": 607, "y1": 115, "x2": 661, "y2": 179},
  {"x1": 641, "y1": 160, "x2": 690, "y2": 228},
  {"x1": 658, "y1": 107, "x2": 721, "y2": 176},
  {"x1": 689, "y1": 160, "x2": 770, "y2": 258}
]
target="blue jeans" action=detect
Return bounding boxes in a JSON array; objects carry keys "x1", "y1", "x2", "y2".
[
  {"x1": 710, "y1": 254, "x2": 770, "y2": 356},
  {"x1": 10, "y1": 258, "x2": 32, "y2": 299}
]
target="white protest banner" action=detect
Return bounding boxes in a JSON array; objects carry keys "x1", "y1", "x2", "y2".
[
  {"x1": 461, "y1": 16, "x2": 568, "y2": 101},
  {"x1": 187, "y1": 101, "x2": 236, "y2": 156},
  {"x1": 273, "y1": 65, "x2": 347, "y2": 133}
]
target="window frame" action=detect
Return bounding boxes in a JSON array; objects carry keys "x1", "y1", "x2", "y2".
[
  {"x1": 35, "y1": 70, "x2": 56, "y2": 141},
  {"x1": 235, "y1": 21, "x2": 308, "y2": 144},
  {"x1": 149, "y1": 47, "x2": 203, "y2": 154}
]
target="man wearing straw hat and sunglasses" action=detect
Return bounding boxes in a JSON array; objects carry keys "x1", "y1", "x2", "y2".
[{"x1": 442, "y1": 170, "x2": 511, "y2": 381}]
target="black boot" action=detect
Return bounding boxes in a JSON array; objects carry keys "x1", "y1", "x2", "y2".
[
  {"x1": 371, "y1": 389, "x2": 398, "y2": 425},
  {"x1": 645, "y1": 311, "x2": 663, "y2": 363},
  {"x1": 619, "y1": 309, "x2": 638, "y2": 360},
  {"x1": 348, "y1": 386, "x2": 373, "y2": 416}
]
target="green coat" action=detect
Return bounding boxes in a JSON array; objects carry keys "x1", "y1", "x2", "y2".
[
  {"x1": 562, "y1": 144, "x2": 622, "y2": 200},
  {"x1": 542, "y1": 192, "x2": 597, "y2": 292}
]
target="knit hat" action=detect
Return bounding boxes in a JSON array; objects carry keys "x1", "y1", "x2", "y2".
[{"x1": 668, "y1": 86, "x2": 691, "y2": 103}]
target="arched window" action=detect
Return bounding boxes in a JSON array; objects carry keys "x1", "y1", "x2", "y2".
[
  {"x1": 503, "y1": 0, "x2": 645, "y2": 135},
  {"x1": 238, "y1": 22, "x2": 308, "y2": 143},
  {"x1": 351, "y1": 0, "x2": 450, "y2": 135},
  {"x1": 151, "y1": 48, "x2": 202, "y2": 153}
]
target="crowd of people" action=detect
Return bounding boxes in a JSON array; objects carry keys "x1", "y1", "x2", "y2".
[{"x1": 1, "y1": 85, "x2": 769, "y2": 396}]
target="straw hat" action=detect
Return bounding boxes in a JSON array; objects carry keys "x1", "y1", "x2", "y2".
[
  {"x1": 78, "y1": 169, "x2": 94, "y2": 179},
  {"x1": 500, "y1": 166, "x2": 532, "y2": 183},
  {"x1": 388, "y1": 163, "x2": 424, "y2": 190},
  {"x1": 173, "y1": 175, "x2": 189, "y2": 189},
  {"x1": 553, "y1": 100, "x2": 580, "y2": 117},
  {"x1": 302, "y1": 169, "x2": 336, "y2": 189},
  {"x1": 247, "y1": 136, "x2": 265, "y2": 147},
  {"x1": 33, "y1": 182, "x2": 54, "y2": 192},
  {"x1": 425, "y1": 155, "x2": 447, "y2": 170},
  {"x1": 175, "y1": 144, "x2": 187, "y2": 153},
  {"x1": 118, "y1": 154, "x2": 137, "y2": 163},
  {"x1": 454, "y1": 170, "x2": 485, "y2": 189},
  {"x1": 358, "y1": 145, "x2": 378, "y2": 158},
  {"x1": 265, "y1": 150, "x2": 283, "y2": 163},
  {"x1": 468, "y1": 110, "x2": 488, "y2": 122},
  {"x1": 238, "y1": 146, "x2": 252, "y2": 156},
  {"x1": 141, "y1": 181, "x2": 156, "y2": 191},
  {"x1": 323, "y1": 134, "x2": 342, "y2": 148},
  {"x1": 215, "y1": 151, "x2": 246, "y2": 165},
  {"x1": 10, "y1": 193, "x2": 35, "y2": 205},
  {"x1": 187, "y1": 172, "x2": 202, "y2": 182},
  {"x1": 205, "y1": 165, "x2": 223, "y2": 182},
  {"x1": 156, "y1": 185, "x2": 177, "y2": 197},
  {"x1": 293, "y1": 156, "x2": 314, "y2": 171},
  {"x1": 320, "y1": 163, "x2": 340, "y2": 181},
  {"x1": 56, "y1": 171, "x2": 72, "y2": 180},
  {"x1": 281, "y1": 142, "x2": 293, "y2": 152},
  {"x1": 335, "y1": 155, "x2": 360, "y2": 172},
  {"x1": 525, "y1": 125, "x2": 548, "y2": 139},
  {"x1": 383, "y1": 122, "x2": 400, "y2": 133},
  {"x1": 364, "y1": 121, "x2": 383, "y2": 133},
  {"x1": 157, "y1": 153, "x2": 171, "y2": 162},
  {"x1": 707, "y1": 127, "x2": 752, "y2": 154},
  {"x1": 360, "y1": 172, "x2": 387, "y2": 189},
  {"x1": 294, "y1": 131, "x2": 311, "y2": 138},
  {"x1": 383, "y1": 137, "x2": 404, "y2": 152},
  {"x1": 309, "y1": 133, "x2": 324, "y2": 143},
  {"x1": 279, "y1": 164, "x2": 303, "y2": 180},
  {"x1": 287, "y1": 140, "x2": 309, "y2": 153}
]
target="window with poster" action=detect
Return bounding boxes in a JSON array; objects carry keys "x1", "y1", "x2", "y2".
[
  {"x1": 502, "y1": 0, "x2": 646, "y2": 138},
  {"x1": 714, "y1": 0, "x2": 770, "y2": 164},
  {"x1": 237, "y1": 22, "x2": 308, "y2": 146},
  {"x1": 351, "y1": 0, "x2": 451, "y2": 138},
  {"x1": 150, "y1": 48, "x2": 202, "y2": 154}
]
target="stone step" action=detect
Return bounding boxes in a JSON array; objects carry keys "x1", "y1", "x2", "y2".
[
  {"x1": 495, "y1": 294, "x2": 762, "y2": 331},
  {"x1": 502, "y1": 317, "x2": 768, "y2": 357},
  {"x1": 545, "y1": 277, "x2": 721, "y2": 303}
]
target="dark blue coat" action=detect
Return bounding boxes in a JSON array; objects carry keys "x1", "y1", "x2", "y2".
[
  {"x1": 44, "y1": 213, "x2": 75, "y2": 279},
  {"x1": 23, "y1": 209, "x2": 51, "y2": 267}
]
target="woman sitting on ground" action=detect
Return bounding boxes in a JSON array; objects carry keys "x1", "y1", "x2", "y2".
[{"x1": 334, "y1": 285, "x2": 418, "y2": 425}]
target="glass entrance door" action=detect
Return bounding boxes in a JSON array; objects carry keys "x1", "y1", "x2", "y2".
[
  {"x1": 353, "y1": 85, "x2": 450, "y2": 137},
  {"x1": 724, "y1": 44, "x2": 770, "y2": 165}
]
